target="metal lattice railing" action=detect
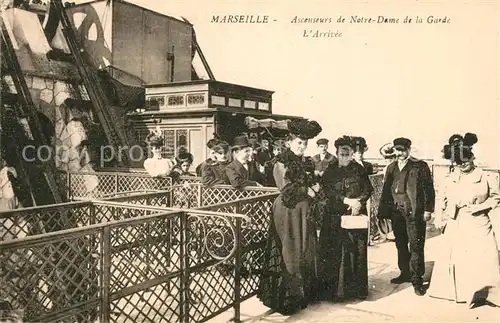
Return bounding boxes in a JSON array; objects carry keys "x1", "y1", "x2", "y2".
[
  {"x1": 0, "y1": 200, "x2": 270, "y2": 323},
  {"x1": 58, "y1": 171, "x2": 172, "y2": 200},
  {"x1": 1, "y1": 170, "x2": 387, "y2": 323}
]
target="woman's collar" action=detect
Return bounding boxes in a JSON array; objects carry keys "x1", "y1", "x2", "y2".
[{"x1": 453, "y1": 166, "x2": 483, "y2": 183}]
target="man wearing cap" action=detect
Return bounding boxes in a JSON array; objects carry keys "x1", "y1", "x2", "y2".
[
  {"x1": 377, "y1": 137, "x2": 435, "y2": 296},
  {"x1": 312, "y1": 138, "x2": 336, "y2": 176},
  {"x1": 226, "y1": 135, "x2": 264, "y2": 189}
]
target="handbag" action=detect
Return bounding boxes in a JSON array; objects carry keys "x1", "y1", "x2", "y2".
[{"x1": 341, "y1": 214, "x2": 369, "y2": 229}]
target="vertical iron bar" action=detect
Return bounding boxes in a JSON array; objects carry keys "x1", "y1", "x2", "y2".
[
  {"x1": 232, "y1": 202, "x2": 242, "y2": 323},
  {"x1": 101, "y1": 226, "x2": 111, "y2": 323},
  {"x1": 115, "y1": 173, "x2": 119, "y2": 195},
  {"x1": 196, "y1": 184, "x2": 202, "y2": 207},
  {"x1": 179, "y1": 212, "x2": 188, "y2": 322},
  {"x1": 67, "y1": 171, "x2": 72, "y2": 200}
]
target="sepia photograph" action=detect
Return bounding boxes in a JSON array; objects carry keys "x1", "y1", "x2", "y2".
[{"x1": 0, "y1": 0, "x2": 499, "y2": 322}]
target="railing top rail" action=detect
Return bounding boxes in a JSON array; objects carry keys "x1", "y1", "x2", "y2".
[
  {"x1": 93, "y1": 199, "x2": 251, "y2": 220},
  {"x1": 0, "y1": 202, "x2": 253, "y2": 249},
  {"x1": 97, "y1": 190, "x2": 170, "y2": 199},
  {"x1": 0, "y1": 207, "x2": 181, "y2": 249},
  {"x1": 61, "y1": 170, "x2": 171, "y2": 178},
  {"x1": 187, "y1": 183, "x2": 279, "y2": 192},
  {"x1": 197, "y1": 191, "x2": 280, "y2": 210},
  {"x1": 0, "y1": 200, "x2": 91, "y2": 217}
]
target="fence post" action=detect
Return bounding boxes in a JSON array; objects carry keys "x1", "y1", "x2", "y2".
[
  {"x1": 179, "y1": 213, "x2": 189, "y2": 323},
  {"x1": 115, "y1": 173, "x2": 119, "y2": 195},
  {"x1": 196, "y1": 185, "x2": 202, "y2": 207},
  {"x1": 101, "y1": 226, "x2": 111, "y2": 323},
  {"x1": 67, "y1": 172, "x2": 72, "y2": 200},
  {"x1": 232, "y1": 202, "x2": 242, "y2": 323}
]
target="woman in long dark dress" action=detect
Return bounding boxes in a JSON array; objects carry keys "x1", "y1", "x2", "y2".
[
  {"x1": 258, "y1": 119, "x2": 322, "y2": 315},
  {"x1": 318, "y1": 136, "x2": 373, "y2": 301}
]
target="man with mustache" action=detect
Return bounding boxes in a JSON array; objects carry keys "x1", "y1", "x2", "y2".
[{"x1": 377, "y1": 137, "x2": 435, "y2": 296}]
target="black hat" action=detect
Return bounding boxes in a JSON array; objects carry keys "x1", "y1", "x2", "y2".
[
  {"x1": 288, "y1": 119, "x2": 322, "y2": 140},
  {"x1": 176, "y1": 151, "x2": 193, "y2": 164},
  {"x1": 393, "y1": 137, "x2": 411, "y2": 150},
  {"x1": 447, "y1": 133, "x2": 478, "y2": 147},
  {"x1": 207, "y1": 138, "x2": 219, "y2": 149},
  {"x1": 352, "y1": 136, "x2": 368, "y2": 152},
  {"x1": 442, "y1": 144, "x2": 474, "y2": 164},
  {"x1": 334, "y1": 135, "x2": 355, "y2": 149},
  {"x1": 316, "y1": 138, "x2": 329, "y2": 145},
  {"x1": 232, "y1": 135, "x2": 251, "y2": 150},
  {"x1": 442, "y1": 132, "x2": 477, "y2": 164},
  {"x1": 213, "y1": 141, "x2": 230, "y2": 154}
]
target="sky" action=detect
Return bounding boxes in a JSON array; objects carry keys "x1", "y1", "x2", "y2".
[{"x1": 74, "y1": 0, "x2": 500, "y2": 166}]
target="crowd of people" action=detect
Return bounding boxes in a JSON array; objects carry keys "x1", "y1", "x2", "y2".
[
  {"x1": 1, "y1": 116, "x2": 499, "y2": 321},
  {"x1": 141, "y1": 120, "x2": 500, "y2": 314},
  {"x1": 252, "y1": 120, "x2": 499, "y2": 315}
]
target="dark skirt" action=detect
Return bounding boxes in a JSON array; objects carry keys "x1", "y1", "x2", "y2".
[
  {"x1": 318, "y1": 214, "x2": 368, "y2": 301},
  {"x1": 257, "y1": 196, "x2": 319, "y2": 315}
]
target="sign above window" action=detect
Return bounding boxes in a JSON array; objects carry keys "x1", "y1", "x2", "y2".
[
  {"x1": 258, "y1": 102, "x2": 270, "y2": 111},
  {"x1": 244, "y1": 100, "x2": 257, "y2": 109},
  {"x1": 228, "y1": 98, "x2": 241, "y2": 108}
]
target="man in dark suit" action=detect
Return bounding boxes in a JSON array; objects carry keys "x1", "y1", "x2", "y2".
[
  {"x1": 312, "y1": 138, "x2": 336, "y2": 176},
  {"x1": 377, "y1": 137, "x2": 435, "y2": 296},
  {"x1": 352, "y1": 136, "x2": 375, "y2": 176},
  {"x1": 226, "y1": 135, "x2": 264, "y2": 189}
]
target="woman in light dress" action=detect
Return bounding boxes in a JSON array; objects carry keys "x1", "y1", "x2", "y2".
[
  {"x1": 143, "y1": 128, "x2": 174, "y2": 177},
  {"x1": 430, "y1": 133, "x2": 500, "y2": 308}
]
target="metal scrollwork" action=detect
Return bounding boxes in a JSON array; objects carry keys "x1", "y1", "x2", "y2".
[{"x1": 185, "y1": 214, "x2": 241, "y2": 266}]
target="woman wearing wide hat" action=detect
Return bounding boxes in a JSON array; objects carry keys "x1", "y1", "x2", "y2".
[
  {"x1": 429, "y1": 133, "x2": 500, "y2": 308},
  {"x1": 143, "y1": 127, "x2": 174, "y2": 177},
  {"x1": 318, "y1": 135, "x2": 373, "y2": 301},
  {"x1": 201, "y1": 140, "x2": 231, "y2": 186},
  {"x1": 352, "y1": 136, "x2": 375, "y2": 176},
  {"x1": 169, "y1": 148, "x2": 196, "y2": 184},
  {"x1": 257, "y1": 119, "x2": 322, "y2": 314}
]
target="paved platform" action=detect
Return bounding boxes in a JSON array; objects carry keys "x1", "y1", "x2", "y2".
[{"x1": 209, "y1": 228, "x2": 500, "y2": 323}]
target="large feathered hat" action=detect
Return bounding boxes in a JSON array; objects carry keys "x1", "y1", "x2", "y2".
[
  {"x1": 352, "y1": 136, "x2": 368, "y2": 152},
  {"x1": 287, "y1": 119, "x2": 322, "y2": 140},
  {"x1": 442, "y1": 132, "x2": 477, "y2": 163},
  {"x1": 334, "y1": 135, "x2": 355, "y2": 149},
  {"x1": 146, "y1": 126, "x2": 163, "y2": 148}
]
